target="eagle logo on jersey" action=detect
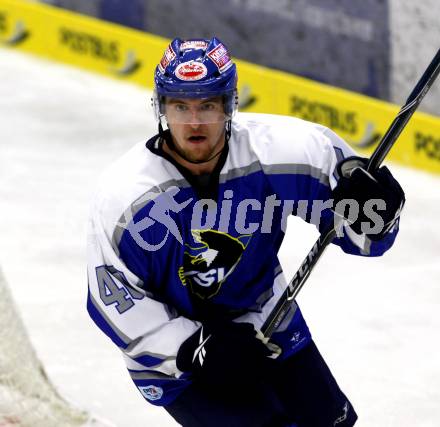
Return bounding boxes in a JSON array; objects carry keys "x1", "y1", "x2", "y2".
[{"x1": 178, "y1": 230, "x2": 251, "y2": 299}]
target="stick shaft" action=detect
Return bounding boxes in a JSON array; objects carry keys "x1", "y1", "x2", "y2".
[{"x1": 262, "y1": 48, "x2": 440, "y2": 338}]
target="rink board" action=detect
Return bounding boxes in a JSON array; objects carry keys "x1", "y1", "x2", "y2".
[{"x1": 1, "y1": 0, "x2": 440, "y2": 173}]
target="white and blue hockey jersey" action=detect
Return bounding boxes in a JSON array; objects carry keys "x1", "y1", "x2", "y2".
[{"x1": 87, "y1": 113, "x2": 399, "y2": 406}]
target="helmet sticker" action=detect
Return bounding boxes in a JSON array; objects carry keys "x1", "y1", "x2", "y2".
[
  {"x1": 158, "y1": 44, "x2": 177, "y2": 74},
  {"x1": 175, "y1": 61, "x2": 208, "y2": 81},
  {"x1": 154, "y1": 38, "x2": 237, "y2": 103},
  {"x1": 180, "y1": 40, "x2": 208, "y2": 51},
  {"x1": 208, "y1": 44, "x2": 232, "y2": 73}
]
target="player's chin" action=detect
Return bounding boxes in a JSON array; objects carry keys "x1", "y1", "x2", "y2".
[
  {"x1": 186, "y1": 153, "x2": 211, "y2": 163},
  {"x1": 183, "y1": 141, "x2": 208, "y2": 153},
  {"x1": 185, "y1": 147, "x2": 215, "y2": 163}
]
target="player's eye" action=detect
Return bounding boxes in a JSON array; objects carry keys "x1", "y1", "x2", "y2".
[
  {"x1": 174, "y1": 104, "x2": 188, "y2": 112},
  {"x1": 201, "y1": 103, "x2": 217, "y2": 111}
]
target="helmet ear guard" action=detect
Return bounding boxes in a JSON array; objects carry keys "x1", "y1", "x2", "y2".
[
  {"x1": 151, "y1": 90, "x2": 165, "y2": 123},
  {"x1": 223, "y1": 89, "x2": 239, "y2": 118}
]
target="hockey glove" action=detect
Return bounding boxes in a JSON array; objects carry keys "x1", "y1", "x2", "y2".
[
  {"x1": 332, "y1": 157, "x2": 405, "y2": 240},
  {"x1": 176, "y1": 321, "x2": 275, "y2": 394}
]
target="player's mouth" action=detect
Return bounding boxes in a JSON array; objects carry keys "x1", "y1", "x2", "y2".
[{"x1": 186, "y1": 135, "x2": 207, "y2": 144}]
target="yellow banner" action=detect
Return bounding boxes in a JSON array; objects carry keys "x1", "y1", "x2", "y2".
[
  {"x1": 235, "y1": 61, "x2": 440, "y2": 173},
  {"x1": 0, "y1": 0, "x2": 168, "y2": 86},
  {"x1": 1, "y1": 0, "x2": 440, "y2": 173}
]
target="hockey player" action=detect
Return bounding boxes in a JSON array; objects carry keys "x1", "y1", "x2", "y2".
[{"x1": 87, "y1": 37, "x2": 405, "y2": 426}]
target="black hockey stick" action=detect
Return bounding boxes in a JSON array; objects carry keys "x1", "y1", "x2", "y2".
[{"x1": 262, "y1": 48, "x2": 440, "y2": 339}]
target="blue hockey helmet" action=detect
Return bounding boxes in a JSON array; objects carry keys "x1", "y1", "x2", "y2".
[{"x1": 152, "y1": 37, "x2": 238, "y2": 124}]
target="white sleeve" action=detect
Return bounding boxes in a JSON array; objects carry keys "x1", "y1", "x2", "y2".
[{"x1": 86, "y1": 191, "x2": 199, "y2": 378}]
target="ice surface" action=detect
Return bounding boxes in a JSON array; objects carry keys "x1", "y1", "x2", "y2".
[{"x1": 0, "y1": 47, "x2": 439, "y2": 427}]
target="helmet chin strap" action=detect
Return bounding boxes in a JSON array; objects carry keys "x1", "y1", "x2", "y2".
[{"x1": 159, "y1": 120, "x2": 231, "y2": 165}]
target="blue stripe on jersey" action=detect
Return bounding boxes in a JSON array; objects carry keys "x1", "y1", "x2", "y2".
[
  {"x1": 132, "y1": 353, "x2": 167, "y2": 368},
  {"x1": 87, "y1": 288, "x2": 129, "y2": 349}
]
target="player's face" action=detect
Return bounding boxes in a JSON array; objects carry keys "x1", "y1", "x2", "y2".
[{"x1": 165, "y1": 97, "x2": 227, "y2": 164}]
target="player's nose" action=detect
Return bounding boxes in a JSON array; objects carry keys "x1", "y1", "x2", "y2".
[{"x1": 188, "y1": 119, "x2": 202, "y2": 129}]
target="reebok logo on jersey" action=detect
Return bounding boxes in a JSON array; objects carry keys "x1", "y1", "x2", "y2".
[
  {"x1": 333, "y1": 401, "x2": 350, "y2": 425},
  {"x1": 192, "y1": 327, "x2": 211, "y2": 367}
]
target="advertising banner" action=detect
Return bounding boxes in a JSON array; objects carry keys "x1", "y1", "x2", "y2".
[
  {"x1": 236, "y1": 62, "x2": 440, "y2": 173},
  {"x1": 0, "y1": 0, "x2": 167, "y2": 87},
  {"x1": 144, "y1": 0, "x2": 390, "y2": 100},
  {"x1": 1, "y1": 0, "x2": 439, "y2": 174}
]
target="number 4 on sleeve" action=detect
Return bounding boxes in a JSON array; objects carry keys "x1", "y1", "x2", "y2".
[{"x1": 96, "y1": 265, "x2": 144, "y2": 314}]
